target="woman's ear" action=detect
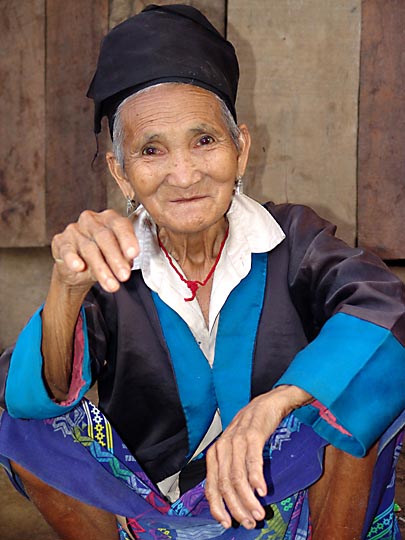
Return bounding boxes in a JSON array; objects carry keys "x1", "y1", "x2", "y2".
[
  {"x1": 106, "y1": 152, "x2": 135, "y2": 199},
  {"x1": 236, "y1": 124, "x2": 251, "y2": 178}
]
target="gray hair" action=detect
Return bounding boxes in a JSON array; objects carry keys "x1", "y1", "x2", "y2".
[{"x1": 112, "y1": 83, "x2": 241, "y2": 169}]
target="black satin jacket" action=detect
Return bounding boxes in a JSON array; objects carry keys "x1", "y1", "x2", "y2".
[{"x1": 1, "y1": 203, "x2": 404, "y2": 483}]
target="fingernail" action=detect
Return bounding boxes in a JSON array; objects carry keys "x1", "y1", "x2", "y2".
[
  {"x1": 127, "y1": 247, "x2": 137, "y2": 258},
  {"x1": 253, "y1": 510, "x2": 263, "y2": 521},
  {"x1": 220, "y1": 521, "x2": 229, "y2": 529},
  {"x1": 242, "y1": 519, "x2": 254, "y2": 529},
  {"x1": 118, "y1": 269, "x2": 130, "y2": 281},
  {"x1": 107, "y1": 278, "x2": 118, "y2": 290}
]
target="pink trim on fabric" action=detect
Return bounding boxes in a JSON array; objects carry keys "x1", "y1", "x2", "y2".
[
  {"x1": 59, "y1": 315, "x2": 86, "y2": 406},
  {"x1": 311, "y1": 400, "x2": 352, "y2": 437}
]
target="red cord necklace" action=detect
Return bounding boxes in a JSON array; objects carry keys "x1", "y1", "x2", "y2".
[{"x1": 158, "y1": 227, "x2": 229, "y2": 302}]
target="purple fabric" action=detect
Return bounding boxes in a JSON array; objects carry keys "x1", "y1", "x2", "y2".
[
  {"x1": 0, "y1": 400, "x2": 323, "y2": 538},
  {"x1": 0, "y1": 399, "x2": 402, "y2": 539}
]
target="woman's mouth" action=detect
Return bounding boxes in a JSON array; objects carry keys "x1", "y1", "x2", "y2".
[{"x1": 171, "y1": 195, "x2": 207, "y2": 203}]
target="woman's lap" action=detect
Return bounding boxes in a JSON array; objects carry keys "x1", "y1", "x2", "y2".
[{"x1": 0, "y1": 399, "x2": 402, "y2": 540}]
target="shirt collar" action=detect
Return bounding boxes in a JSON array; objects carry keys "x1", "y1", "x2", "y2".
[
  {"x1": 131, "y1": 194, "x2": 285, "y2": 273},
  {"x1": 130, "y1": 194, "x2": 285, "y2": 333}
]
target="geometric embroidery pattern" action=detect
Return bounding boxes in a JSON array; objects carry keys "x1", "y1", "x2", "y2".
[
  {"x1": 366, "y1": 502, "x2": 396, "y2": 540},
  {"x1": 263, "y1": 414, "x2": 301, "y2": 458},
  {"x1": 83, "y1": 399, "x2": 113, "y2": 450}
]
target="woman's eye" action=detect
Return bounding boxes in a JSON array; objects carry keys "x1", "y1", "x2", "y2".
[
  {"x1": 198, "y1": 135, "x2": 214, "y2": 146},
  {"x1": 142, "y1": 146, "x2": 158, "y2": 156}
]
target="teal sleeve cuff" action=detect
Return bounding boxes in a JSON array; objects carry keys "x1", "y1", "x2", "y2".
[
  {"x1": 5, "y1": 306, "x2": 92, "y2": 419},
  {"x1": 276, "y1": 313, "x2": 405, "y2": 456}
]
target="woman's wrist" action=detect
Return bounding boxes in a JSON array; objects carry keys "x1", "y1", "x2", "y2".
[
  {"x1": 50, "y1": 264, "x2": 94, "y2": 300},
  {"x1": 270, "y1": 384, "x2": 314, "y2": 415}
]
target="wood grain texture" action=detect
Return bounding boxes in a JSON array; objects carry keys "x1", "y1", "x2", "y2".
[
  {"x1": 358, "y1": 0, "x2": 405, "y2": 259},
  {"x1": 45, "y1": 0, "x2": 109, "y2": 241},
  {"x1": 0, "y1": 1, "x2": 46, "y2": 246},
  {"x1": 228, "y1": 0, "x2": 361, "y2": 245}
]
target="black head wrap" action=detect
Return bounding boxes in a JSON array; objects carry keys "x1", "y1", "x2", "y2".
[{"x1": 87, "y1": 4, "x2": 239, "y2": 139}]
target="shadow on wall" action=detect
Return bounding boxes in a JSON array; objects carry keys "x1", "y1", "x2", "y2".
[{"x1": 227, "y1": 19, "x2": 269, "y2": 204}]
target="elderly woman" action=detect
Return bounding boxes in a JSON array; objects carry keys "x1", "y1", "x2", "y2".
[{"x1": 0, "y1": 5, "x2": 404, "y2": 540}]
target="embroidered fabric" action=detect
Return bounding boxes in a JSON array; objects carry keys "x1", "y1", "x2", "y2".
[{"x1": 0, "y1": 400, "x2": 402, "y2": 539}]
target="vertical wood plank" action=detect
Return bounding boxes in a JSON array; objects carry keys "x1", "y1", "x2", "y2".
[
  {"x1": 0, "y1": 0, "x2": 46, "y2": 246},
  {"x1": 358, "y1": 0, "x2": 405, "y2": 259},
  {"x1": 45, "y1": 0, "x2": 109, "y2": 241},
  {"x1": 228, "y1": 0, "x2": 361, "y2": 245}
]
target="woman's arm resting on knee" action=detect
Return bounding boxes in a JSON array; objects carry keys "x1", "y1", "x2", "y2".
[{"x1": 205, "y1": 385, "x2": 313, "y2": 530}]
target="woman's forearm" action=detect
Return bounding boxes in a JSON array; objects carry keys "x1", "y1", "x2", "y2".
[
  {"x1": 42, "y1": 209, "x2": 139, "y2": 400},
  {"x1": 41, "y1": 266, "x2": 91, "y2": 401}
]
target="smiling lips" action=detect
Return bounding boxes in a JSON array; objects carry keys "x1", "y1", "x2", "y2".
[{"x1": 171, "y1": 195, "x2": 207, "y2": 203}]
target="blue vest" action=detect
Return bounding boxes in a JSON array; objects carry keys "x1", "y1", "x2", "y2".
[{"x1": 152, "y1": 252, "x2": 268, "y2": 457}]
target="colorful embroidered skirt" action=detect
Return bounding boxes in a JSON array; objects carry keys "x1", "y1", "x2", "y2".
[{"x1": 0, "y1": 399, "x2": 402, "y2": 540}]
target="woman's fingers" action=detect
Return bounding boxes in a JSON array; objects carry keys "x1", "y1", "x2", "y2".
[
  {"x1": 207, "y1": 439, "x2": 258, "y2": 529},
  {"x1": 205, "y1": 390, "x2": 297, "y2": 529},
  {"x1": 51, "y1": 209, "x2": 139, "y2": 292},
  {"x1": 52, "y1": 227, "x2": 89, "y2": 275},
  {"x1": 78, "y1": 210, "x2": 139, "y2": 271},
  {"x1": 77, "y1": 234, "x2": 123, "y2": 292},
  {"x1": 245, "y1": 434, "x2": 267, "y2": 499},
  {"x1": 206, "y1": 388, "x2": 314, "y2": 529},
  {"x1": 228, "y1": 431, "x2": 265, "y2": 521},
  {"x1": 79, "y1": 210, "x2": 138, "y2": 253},
  {"x1": 53, "y1": 237, "x2": 86, "y2": 273},
  {"x1": 206, "y1": 446, "x2": 232, "y2": 528},
  {"x1": 106, "y1": 210, "x2": 140, "y2": 261},
  {"x1": 207, "y1": 420, "x2": 266, "y2": 528}
]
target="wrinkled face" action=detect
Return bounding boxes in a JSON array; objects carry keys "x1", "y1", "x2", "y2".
[{"x1": 107, "y1": 84, "x2": 250, "y2": 236}]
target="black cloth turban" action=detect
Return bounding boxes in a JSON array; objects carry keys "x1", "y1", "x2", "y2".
[{"x1": 87, "y1": 4, "x2": 239, "y2": 137}]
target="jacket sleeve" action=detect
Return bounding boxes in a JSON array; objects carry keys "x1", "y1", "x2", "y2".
[
  {"x1": 272, "y1": 203, "x2": 405, "y2": 456},
  {"x1": 0, "y1": 288, "x2": 109, "y2": 419}
]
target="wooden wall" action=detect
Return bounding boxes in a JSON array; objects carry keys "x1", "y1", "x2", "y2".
[
  {"x1": 1, "y1": 1, "x2": 403, "y2": 251},
  {"x1": 0, "y1": 1, "x2": 46, "y2": 246},
  {"x1": 358, "y1": 0, "x2": 405, "y2": 259},
  {"x1": 0, "y1": 0, "x2": 109, "y2": 247}
]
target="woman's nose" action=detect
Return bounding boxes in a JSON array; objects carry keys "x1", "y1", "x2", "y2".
[{"x1": 166, "y1": 152, "x2": 202, "y2": 187}]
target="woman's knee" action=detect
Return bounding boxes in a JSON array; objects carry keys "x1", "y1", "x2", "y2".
[
  {"x1": 10, "y1": 459, "x2": 51, "y2": 493},
  {"x1": 9, "y1": 459, "x2": 119, "y2": 540},
  {"x1": 309, "y1": 444, "x2": 378, "y2": 540}
]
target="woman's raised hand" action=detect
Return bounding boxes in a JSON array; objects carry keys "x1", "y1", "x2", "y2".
[
  {"x1": 41, "y1": 208, "x2": 139, "y2": 400},
  {"x1": 51, "y1": 209, "x2": 139, "y2": 293}
]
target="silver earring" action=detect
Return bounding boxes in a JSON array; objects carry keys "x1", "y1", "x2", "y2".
[
  {"x1": 235, "y1": 175, "x2": 244, "y2": 195},
  {"x1": 126, "y1": 196, "x2": 138, "y2": 217}
]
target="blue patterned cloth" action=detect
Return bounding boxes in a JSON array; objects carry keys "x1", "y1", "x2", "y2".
[{"x1": 0, "y1": 399, "x2": 403, "y2": 539}]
